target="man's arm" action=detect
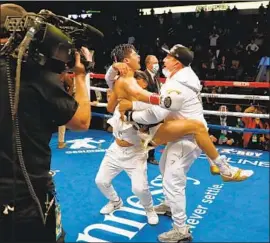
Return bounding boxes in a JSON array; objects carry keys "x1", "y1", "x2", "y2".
[
  {"x1": 128, "y1": 80, "x2": 188, "y2": 124},
  {"x1": 132, "y1": 101, "x2": 153, "y2": 111},
  {"x1": 245, "y1": 44, "x2": 251, "y2": 51},
  {"x1": 66, "y1": 52, "x2": 90, "y2": 130},
  {"x1": 118, "y1": 99, "x2": 153, "y2": 120},
  {"x1": 66, "y1": 73, "x2": 90, "y2": 130},
  {"x1": 106, "y1": 67, "x2": 157, "y2": 104},
  {"x1": 105, "y1": 63, "x2": 129, "y2": 88},
  {"x1": 107, "y1": 63, "x2": 184, "y2": 111},
  {"x1": 107, "y1": 89, "x2": 118, "y2": 113},
  {"x1": 123, "y1": 77, "x2": 155, "y2": 103},
  {"x1": 130, "y1": 105, "x2": 170, "y2": 124},
  {"x1": 123, "y1": 77, "x2": 185, "y2": 111}
]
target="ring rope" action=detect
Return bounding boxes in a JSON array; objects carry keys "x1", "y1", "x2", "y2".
[
  {"x1": 89, "y1": 86, "x2": 269, "y2": 101},
  {"x1": 91, "y1": 102, "x2": 269, "y2": 119},
  {"x1": 200, "y1": 93, "x2": 269, "y2": 101},
  {"x1": 201, "y1": 81, "x2": 270, "y2": 88},
  {"x1": 203, "y1": 110, "x2": 269, "y2": 119},
  {"x1": 89, "y1": 73, "x2": 270, "y2": 88},
  {"x1": 208, "y1": 124, "x2": 270, "y2": 134},
  {"x1": 91, "y1": 112, "x2": 270, "y2": 135}
]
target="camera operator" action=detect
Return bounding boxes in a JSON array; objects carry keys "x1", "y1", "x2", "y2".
[
  {"x1": 0, "y1": 3, "x2": 91, "y2": 242},
  {"x1": 58, "y1": 47, "x2": 95, "y2": 149}
]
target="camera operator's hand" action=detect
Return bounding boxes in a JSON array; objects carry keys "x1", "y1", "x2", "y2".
[
  {"x1": 81, "y1": 46, "x2": 94, "y2": 62},
  {"x1": 73, "y1": 52, "x2": 86, "y2": 76},
  {"x1": 112, "y1": 62, "x2": 129, "y2": 76}
]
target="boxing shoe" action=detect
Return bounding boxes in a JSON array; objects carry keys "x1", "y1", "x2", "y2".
[
  {"x1": 210, "y1": 165, "x2": 220, "y2": 175},
  {"x1": 221, "y1": 166, "x2": 254, "y2": 182},
  {"x1": 215, "y1": 155, "x2": 254, "y2": 182}
]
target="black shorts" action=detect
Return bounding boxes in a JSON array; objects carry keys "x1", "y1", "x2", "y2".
[{"x1": 0, "y1": 192, "x2": 65, "y2": 242}]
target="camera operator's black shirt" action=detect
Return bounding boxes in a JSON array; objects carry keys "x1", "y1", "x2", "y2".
[{"x1": 0, "y1": 57, "x2": 78, "y2": 204}]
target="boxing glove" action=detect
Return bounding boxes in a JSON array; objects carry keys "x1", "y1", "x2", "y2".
[{"x1": 149, "y1": 90, "x2": 183, "y2": 111}]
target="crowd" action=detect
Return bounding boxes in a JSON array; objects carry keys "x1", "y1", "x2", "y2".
[{"x1": 80, "y1": 3, "x2": 270, "y2": 81}]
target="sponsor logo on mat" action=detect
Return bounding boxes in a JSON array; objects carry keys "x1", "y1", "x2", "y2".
[{"x1": 65, "y1": 138, "x2": 107, "y2": 154}]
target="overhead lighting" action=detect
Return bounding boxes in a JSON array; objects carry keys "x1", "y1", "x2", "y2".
[{"x1": 140, "y1": 1, "x2": 268, "y2": 15}]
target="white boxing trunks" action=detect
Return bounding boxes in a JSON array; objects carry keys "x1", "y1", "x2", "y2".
[
  {"x1": 108, "y1": 105, "x2": 162, "y2": 149},
  {"x1": 107, "y1": 105, "x2": 142, "y2": 146}
]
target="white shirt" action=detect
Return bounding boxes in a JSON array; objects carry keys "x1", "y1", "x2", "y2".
[
  {"x1": 209, "y1": 34, "x2": 219, "y2": 46},
  {"x1": 128, "y1": 36, "x2": 135, "y2": 44},
  {"x1": 131, "y1": 67, "x2": 208, "y2": 128},
  {"x1": 246, "y1": 43, "x2": 259, "y2": 52}
]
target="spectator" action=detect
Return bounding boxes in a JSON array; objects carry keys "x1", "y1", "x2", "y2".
[
  {"x1": 209, "y1": 32, "x2": 219, "y2": 51},
  {"x1": 242, "y1": 106, "x2": 264, "y2": 149},
  {"x1": 259, "y1": 3, "x2": 265, "y2": 15},
  {"x1": 209, "y1": 106, "x2": 236, "y2": 147},
  {"x1": 246, "y1": 39, "x2": 259, "y2": 53},
  {"x1": 144, "y1": 55, "x2": 160, "y2": 165}
]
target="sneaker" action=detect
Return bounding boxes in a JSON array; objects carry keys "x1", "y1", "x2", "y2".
[
  {"x1": 217, "y1": 156, "x2": 254, "y2": 182},
  {"x1": 154, "y1": 202, "x2": 172, "y2": 217},
  {"x1": 100, "y1": 198, "x2": 123, "y2": 214},
  {"x1": 158, "y1": 225, "x2": 192, "y2": 243},
  {"x1": 146, "y1": 208, "x2": 159, "y2": 225}
]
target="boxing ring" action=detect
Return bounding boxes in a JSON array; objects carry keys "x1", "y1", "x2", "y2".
[{"x1": 50, "y1": 76, "x2": 269, "y2": 242}]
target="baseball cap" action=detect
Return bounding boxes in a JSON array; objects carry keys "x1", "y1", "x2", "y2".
[
  {"x1": 0, "y1": 3, "x2": 27, "y2": 30},
  {"x1": 162, "y1": 44, "x2": 194, "y2": 66}
]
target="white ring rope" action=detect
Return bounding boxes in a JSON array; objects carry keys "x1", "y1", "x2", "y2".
[
  {"x1": 90, "y1": 86, "x2": 269, "y2": 119},
  {"x1": 91, "y1": 102, "x2": 269, "y2": 119},
  {"x1": 200, "y1": 93, "x2": 269, "y2": 101},
  {"x1": 91, "y1": 86, "x2": 108, "y2": 92},
  {"x1": 203, "y1": 110, "x2": 269, "y2": 119},
  {"x1": 90, "y1": 86, "x2": 269, "y2": 101},
  {"x1": 93, "y1": 102, "x2": 107, "y2": 107}
]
